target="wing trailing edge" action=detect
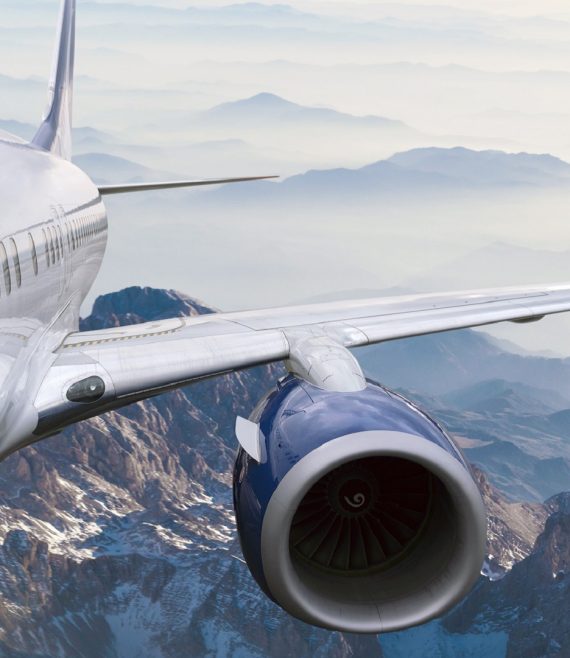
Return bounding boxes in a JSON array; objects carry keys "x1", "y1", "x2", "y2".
[{"x1": 28, "y1": 282, "x2": 570, "y2": 446}]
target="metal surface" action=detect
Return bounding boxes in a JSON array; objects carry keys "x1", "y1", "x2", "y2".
[
  {"x1": 98, "y1": 175, "x2": 279, "y2": 196},
  {"x1": 233, "y1": 377, "x2": 471, "y2": 596},
  {"x1": 33, "y1": 283, "x2": 570, "y2": 441},
  {"x1": 235, "y1": 416, "x2": 266, "y2": 463},
  {"x1": 261, "y1": 431, "x2": 486, "y2": 633},
  {"x1": 289, "y1": 457, "x2": 434, "y2": 573},
  {"x1": 32, "y1": 0, "x2": 75, "y2": 160},
  {"x1": 284, "y1": 331, "x2": 366, "y2": 392},
  {"x1": 233, "y1": 377, "x2": 485, "y2": 632}
]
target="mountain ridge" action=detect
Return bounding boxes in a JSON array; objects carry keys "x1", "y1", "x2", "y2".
[
  {"x1": 204, "y1": 92, "x2": 411, "y2": 130},
  {"x1": 0, "y1": 286, "x2": 566, "y2": 655}
]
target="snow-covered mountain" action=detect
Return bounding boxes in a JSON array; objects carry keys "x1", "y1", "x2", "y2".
[
  {"x1": 0, "y1": 287, "x2": 383, "y2": 658},
  {"x1": 433, "y1": 492, "x2": 570, "y2": 658},
  {"x1": 0, "y1": 287, "x2": 567, "y2": 657}
]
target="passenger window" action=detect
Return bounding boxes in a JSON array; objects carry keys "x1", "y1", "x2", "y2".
[
  {"x1": 42, "y1": 228, "x2": 50, "y2": 267},
  {"x1": 8, "y1": 238, "x2": 21, "y2": 288},
  {"x1": 28, "y1": 233, "x2": 38, "y2": 276},
  {"x1": 57, "y1": 225, "x2": 64, "y2": 256},
  {"x1": 52, "y1": 227, "x2": 60, "y2": 261},
  {"x1": 0, "y1": 242, "x2": 11, "y2": 295},
  {"x1": 48, "y1": 228, "x2": 55, "y2": 264}
]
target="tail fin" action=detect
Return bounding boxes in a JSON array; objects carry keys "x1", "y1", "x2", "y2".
[{"x1": 32, "y1": 0, "x2": 75, "y2": 160}]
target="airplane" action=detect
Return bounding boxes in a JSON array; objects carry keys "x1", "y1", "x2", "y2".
[{"x1": 2, "y1": 0, "x2": 570, "y2": 635}]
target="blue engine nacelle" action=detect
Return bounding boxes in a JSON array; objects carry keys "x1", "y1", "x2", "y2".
[{"x1": 233, "y1": 375, "x2": 486, "y2": 634}]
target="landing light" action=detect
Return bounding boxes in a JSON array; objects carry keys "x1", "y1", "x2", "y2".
[{"x1": 66, "y1": 376, "x2": 105, "y2": 403}]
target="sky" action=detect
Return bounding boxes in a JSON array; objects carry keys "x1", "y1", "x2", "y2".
[
  {"x1": 3, "y1": 0, "x2": 570, "y2": 354},
  {"x1": 88, "y1": 0, "x2": 570, "y2": 16}
]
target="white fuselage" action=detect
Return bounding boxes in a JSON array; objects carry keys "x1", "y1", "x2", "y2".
[
  {"x1": 0, "y1": 133, "x2": 107, "y2": 451},
  {"x1": 0, "y1": 135, "x2": 107, "y2": 328}
]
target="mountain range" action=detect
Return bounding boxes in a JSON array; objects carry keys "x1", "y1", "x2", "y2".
[
  {"x1": 0, "y1": 286, "x2": 568, "y2": 657},
  {"x1": 0, "y1": 288, "x2": 381, "y2": 658},
  {"x1": 204, "y1": 146, "x2": 570, "y2": 205},
  {"x1": 6, "y1": 1, "x2": 570, "y2": 162},
  {"x1": 199, "y1": 93, "x2": 415, "y2": 135},
  {"x1": 66, "y1": 144, "x2": 570, "y2": 360},
  {"x1": 357, "y1": 329, "x2": 570, "y2": 500},
  {"x1": 143, "y1": 93, "x2": 429, "y2": 171}
]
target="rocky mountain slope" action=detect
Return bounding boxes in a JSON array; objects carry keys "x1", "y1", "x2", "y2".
[
  {"x1": 0, "y1": 288, "x2": 383, "y2": 658},
  {"x1": 358, "y1": 330, "x2": 570, "y2": 502},
  {"x1": 472, "y1": 467, "x2": 547, "y2": 577},
  {"x1": 0, "y1": 287, "x2": 566, "y2": 657},
  {"x1": 440, "y1": 493, "x2": 570, "y2": 658}
]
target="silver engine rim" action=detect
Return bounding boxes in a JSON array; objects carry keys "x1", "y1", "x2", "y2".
[{"x1": 261, "y1": 430, "x2": 487, "y2": 633}]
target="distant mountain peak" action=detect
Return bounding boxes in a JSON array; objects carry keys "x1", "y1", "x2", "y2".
[
  {"x1": 249, "y1": 91, "x2": 293, "y2": 103},
  {"x1": 389, "y1": 146, "x2": 570, "y2": 171},
  {"x1": 223, "y1": 2, "x2": 299, "y2": 13},
  {"x1": 210, "y1": 92, "x2": 301, "y2": 113},
  {"x1": 205, "y1": 92, "x2": 409, "y2": 129},
  {"x1": 81, "y1": 287, "x2": 217, "y2": 331},
  {"x1": 386, "y1": 146, "x2": 570, "y2": 186}
]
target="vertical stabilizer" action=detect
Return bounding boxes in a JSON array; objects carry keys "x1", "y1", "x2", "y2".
[{"x1": 32, "y1": 0, "x2": 75, "y2": 160}]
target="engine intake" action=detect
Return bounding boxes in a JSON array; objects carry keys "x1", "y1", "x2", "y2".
[
  {"x1": 233, "y1": 376, "x2": 486, "y2": 633},
  {"x1": 291, "y1": 457, "x2": 434, "y2": 574}
]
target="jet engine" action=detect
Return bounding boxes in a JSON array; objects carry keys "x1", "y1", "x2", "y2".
[{"x1": 233, "y1": 375, "x2": 486, "y2": 633}]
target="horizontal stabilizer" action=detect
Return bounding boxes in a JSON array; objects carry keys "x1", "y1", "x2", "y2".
[{"x1": 98, "y1": 175, "x2": 278, "y2": 196}]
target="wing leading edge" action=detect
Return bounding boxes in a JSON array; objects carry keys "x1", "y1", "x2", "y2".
[{"x1": 30, "y1": 282, "x2": 570, "y2": 442}]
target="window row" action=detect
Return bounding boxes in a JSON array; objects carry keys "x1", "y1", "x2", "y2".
[
  {"x1": 40, "y1": 211, "x2": 107, "y2": 269},
  {"x1": 0, "y1": 209, "x2": 107, "y2": 298},
  {"x1": 0, "y1": 239, "x2": 21, "y2": 296}
]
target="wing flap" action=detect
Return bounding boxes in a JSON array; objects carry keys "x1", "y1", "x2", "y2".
[{"x1": 94, "y1": 329, "x2": 289, "y2": 399}]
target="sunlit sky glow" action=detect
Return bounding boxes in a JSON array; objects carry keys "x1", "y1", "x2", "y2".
[{"x1": 4, "y1": 0, "x2": 570, "y2": 354}]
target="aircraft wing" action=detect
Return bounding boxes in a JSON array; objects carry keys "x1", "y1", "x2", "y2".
[{"x1": 31, "y1": 282, "x2": 570, "y2": 440}]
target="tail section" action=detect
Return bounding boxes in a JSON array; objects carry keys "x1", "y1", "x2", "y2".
[{"x1": 32, "y1": 0, "x2": 75, "y2": 160}]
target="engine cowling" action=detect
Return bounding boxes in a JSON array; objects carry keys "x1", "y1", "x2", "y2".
[{"x1": 233, "y1": 375, "x2": 486, "y2": 633}]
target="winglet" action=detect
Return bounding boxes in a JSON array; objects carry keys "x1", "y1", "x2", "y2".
[{"x1": 32, "y1": 0, "x2": 75, "y2": 160}]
